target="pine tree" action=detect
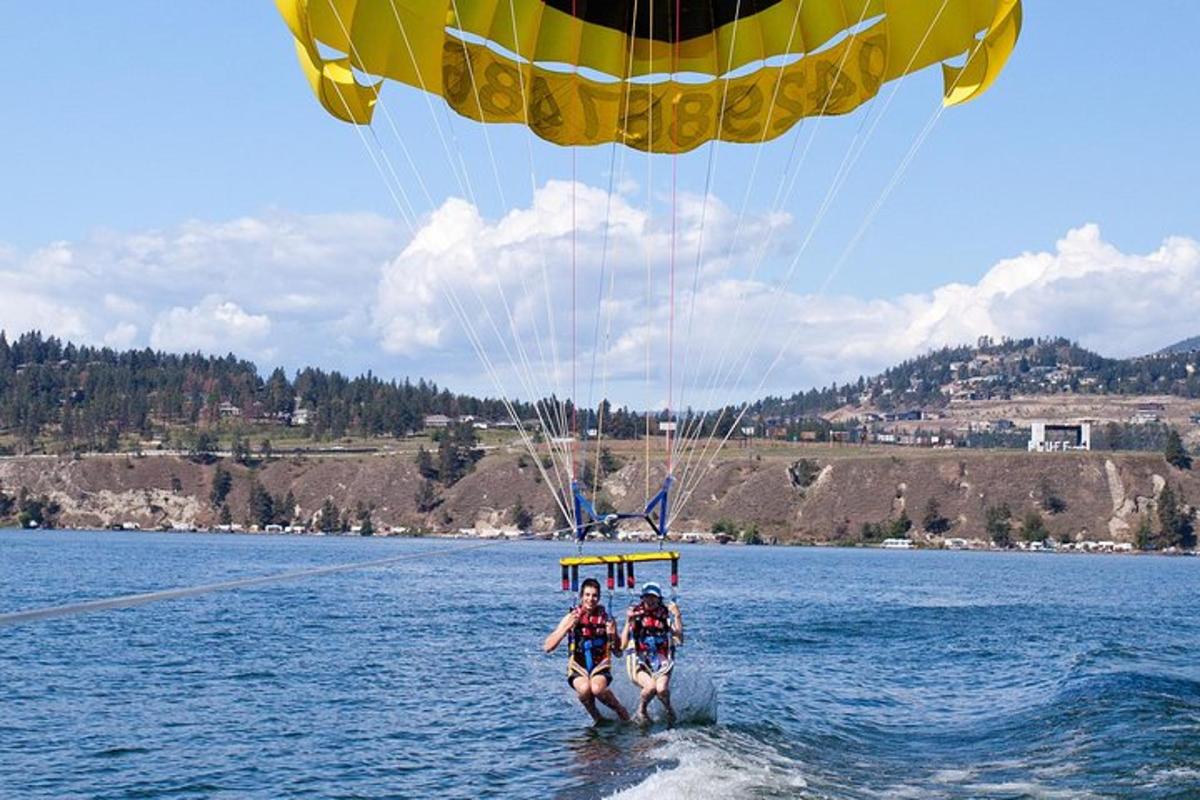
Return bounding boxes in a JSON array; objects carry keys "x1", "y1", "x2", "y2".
[
  {"x1": 416, "y1": 446, "x2": 438, "y2": 480},
  {"x1": 1156, "y1": 484, "x2": 1195, "y2": 548},
  {"x1": 280, "y1": 490, "x2": 297, "y2": 524},
  {"x1": 0, "y1": 484, "x2": 13, "y2": 518},
  {"x1": 1135, "y1": 514, "x2": 1154, "y2": 550},
  {"x1": 1022, "y1": 509, "x2": 1049, "y2": 541},
  {"x1": 210, "y1": 464, "x2": 233, "y2": 507},
  {"x1": 511, "y1": 495, "x2": 533, "y2": 531},
  {"x1": 319, "y1": 497, "x2": 339, "y2": 533},
  {"x1": 247, "y1": 481, "x2": 274, "y2": 528},
  {"x1": 921, "y1": 497, "x2": 949, "y2": 535},
  {"x1": 1038, "y1": 477, "x2": 1068, "y2": 514},
  {"x1": 232, "y1": 435, "x2": 251, "y2": 465},
  {"x1": 1164, "y1": 429, "x2": 1192, "y2": 470},
  {"x1": 985, "y1": 503, "x2": 1013, "y2": 547},
  {"x1": 415, "y1": 479, "x2": 440, "y2": 513}
]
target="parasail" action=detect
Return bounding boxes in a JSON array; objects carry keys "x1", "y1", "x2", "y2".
[
  {"x1": 276, "y1": 0, "x2": 1020, "y2": 152},
  {"x1": 274, "y1": 0, "x2": 1023, "y2": 543}
]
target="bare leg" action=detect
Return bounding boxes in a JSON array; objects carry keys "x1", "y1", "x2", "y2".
[
  {"x1": 656, "y1": 674, "x2": 675, "y2": 725},
  {"x1": 571, "y1": 675, "x2": 602, "y2": 723},
  {"x1": 633, "y1": 668, "x2": 657, "y2": 723},
  {"x1": 591, "y1": 675, "x2": 630, "y2": 721}
]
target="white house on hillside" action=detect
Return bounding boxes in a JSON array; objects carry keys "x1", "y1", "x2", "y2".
[{"x1": 1028, "y1": 420, "x2": 1091, "y2": 452}]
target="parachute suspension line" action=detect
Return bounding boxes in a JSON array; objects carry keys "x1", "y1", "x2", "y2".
[
  {"x1": 506, "y1": 42, "x2": 576, "y2": 488},
  {"x1": 645, "y1": 0, "x2": 659, "y2": 507},
  {"x1": 588, "y1": 140, "x2": 621, "y2": 503},
  {"x1": 498, "y1": 0, "x2": 581, "y2": 492},
  {"x1": 588, "y1": 2, "x2": 641, "y2": 506},
  {"x1": 818, "y1": 24, "x2": 976, "y2": 296},
  {"x1": 447, "y1": 1, "x2": 577, "y2": 509},
  {"x1": 670, "y1": 0, "x2": 811, "y2": 492},
  {"x1": 671, "y1": 1, "x2": 911, "y2": 523},
  {"x1": 357, "y1": 94, "x2": 559, "y2": 486},
  {"x1": 680, "y1": 0, "x2": 953, "y2": 461},
  {"x1": 751, "y1": 26, "x2": 990, "y2": 409},
  {"x1": 571, "y1": 83, "x2": 578, "y2": 488},
  {"x1": 328, "y1": 2, "x2": 577, "y2": 519},
  {"x1": 367, "y1": 120, "x2": 434, "y2": 211},
  {"x1": 323, "y1": 64, "x2": 572, "y2": 526},
  {"x1": 447, "y1": 0, "x2": 507, "y2": 212},
  {"x1": 671, "y1": 2, "x2": 962, "y2": 523},
  {"x1": 382, "y1": 0, "x2": 477, "y2": 206},
  {"x1": 569, "y1": 0, "x2": 580, "y2": 524},
  {"x1": 667, "y1": 0, "x2": 681, "y2": 479},
  {"x1": 0, "y1": 540, "x2": 512, "y2": 629},
  {"x1": 670, "y1": 6, "x2": 822, "y2": 513},
  {"x1": 671, "y1": 0, "x2": 744, "y2": 475}
]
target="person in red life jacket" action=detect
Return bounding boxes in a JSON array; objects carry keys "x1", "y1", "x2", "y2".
[
  {"x1": 544, "y1": 577, "x2": 631, "y2": 723},
  {"x1": 620, "y1": 581, "x2": 683, "y2": 724}
]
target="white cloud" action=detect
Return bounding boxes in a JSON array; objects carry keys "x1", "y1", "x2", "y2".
[
  {"x1": 103, "y1": 321, "x2": 139, "y2": 349},
  {"x1": 150, "y1": 296, "x2": 271, "y2": 357},
  {"x1": 0, "y1": 209, "x2": 407, "y2": 373},
  {"x1": 373, "y1": 192, "x2": 1200, "y2": 405},
  {"x1": 371, "y1": 179, "x2": 785, "y2": 399},
  {"x1": 0, "y1": 190, "x2": 1195, "y2": 409},
  {"x1": 696, "y1": 223, "x2": 1200, "y2": 395}
]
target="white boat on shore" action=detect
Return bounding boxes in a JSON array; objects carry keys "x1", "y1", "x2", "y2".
[{"x1": 880, "y1": 538, "x2": 914, "y2": 549}]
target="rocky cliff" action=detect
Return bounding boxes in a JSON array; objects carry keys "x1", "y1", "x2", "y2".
[{"x1": 1, "y1": 448, "x2": 1195, "y2": 544}]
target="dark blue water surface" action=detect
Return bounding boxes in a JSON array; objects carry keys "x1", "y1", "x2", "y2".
[{"x1": 1, "y1": 530, "x2": 1198, "y2": 799}]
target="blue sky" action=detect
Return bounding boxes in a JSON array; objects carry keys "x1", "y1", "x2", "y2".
[{"x1": 1, "y1": 2, "x2": 1198, "y2": 405}]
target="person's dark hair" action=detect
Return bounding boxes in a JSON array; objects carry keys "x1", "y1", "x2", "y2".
[{"x1": 579, "y1": 577, "x2": 601, "y2": 596}]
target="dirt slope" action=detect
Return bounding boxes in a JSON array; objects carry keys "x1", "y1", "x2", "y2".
[{"x1": 2, "y1": 448, "x2": 1196, "y2": 543}]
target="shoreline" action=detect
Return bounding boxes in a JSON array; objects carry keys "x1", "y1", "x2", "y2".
[{"x1": 3, "y1": 525, "x2": 1195, "y2": 557}]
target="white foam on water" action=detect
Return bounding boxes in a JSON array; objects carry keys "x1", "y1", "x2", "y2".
[
  {"x1": 930, "y1": 768, "x2": 977, "y2": 783},
  {"x1": 593, "y1": 659, "x2": 718, "y2": 724},
  {"x1": 961, "y1": 781, "x2": 1101, "y2": 800},
  {"x1": 604, "y1": 729, "x2": 809, "y2": 800},
  {"x1": 1136, "y1": 766, "x2": 1200, "y2": 788}
]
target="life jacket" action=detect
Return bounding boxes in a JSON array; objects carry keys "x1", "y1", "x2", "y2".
[
  {"x1": 569, "y1": 604, "x2": 611, "y2": 675},
  {"x1": 630, "y1": 601, "x2": 673, "y2": 662}
]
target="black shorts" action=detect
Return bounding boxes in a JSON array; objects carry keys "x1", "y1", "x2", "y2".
[{"x1": 567, "y1": 669, "x2": 612, "y2": 689}]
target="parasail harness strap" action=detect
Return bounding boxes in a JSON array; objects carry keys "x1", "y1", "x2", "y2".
[{"x1": 571, "y1": 475, "x2": 672, "y2": 543}]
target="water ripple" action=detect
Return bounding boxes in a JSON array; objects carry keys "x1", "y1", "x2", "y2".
[{"x1": 0, "y1": 533, "x2": 1196, "y2": 798}]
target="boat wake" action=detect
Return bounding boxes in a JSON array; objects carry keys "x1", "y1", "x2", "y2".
[
  {"x1": 604, "y1": 727, "x2": 808, "y2": 800},
  {"x1": 591, "y1": 659, "x2": 718, "y2": 726}
]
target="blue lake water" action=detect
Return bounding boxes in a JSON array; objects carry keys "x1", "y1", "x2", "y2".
[{"x1": 1, "y1": 530, "x2": 1198, "y2": 799}]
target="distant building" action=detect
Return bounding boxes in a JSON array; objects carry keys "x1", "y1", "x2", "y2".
[
  {"x1": 1131, "y1": 404, "x2": 1164, "y2": 424},
  {"x1": 424, "y1": 414, "x2": 452, "y2": 429},
  {"x1": 1028, "y1": 420, "x2": 1091, "y2": 452},
  {"x1": 217, "y1": 401, "x2": 242, "y2": 418}
]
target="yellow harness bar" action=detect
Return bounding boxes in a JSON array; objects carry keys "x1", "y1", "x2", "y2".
[{"x1": 560, "y1": 552, "x2": 680, "y2": 593}]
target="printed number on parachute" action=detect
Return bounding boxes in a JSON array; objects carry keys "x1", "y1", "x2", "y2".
[{"x1": 276, "y1": 0, "x2": 1023, "y2": 152}]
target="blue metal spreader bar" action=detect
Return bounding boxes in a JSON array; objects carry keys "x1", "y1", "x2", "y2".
[{"x1": 571, "y1": 475, "x2": 673, "y2": 542}]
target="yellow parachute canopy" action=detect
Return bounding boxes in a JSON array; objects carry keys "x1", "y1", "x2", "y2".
[{"x1": 276, "y1": 0, "x2": 1020, "y2": 153}]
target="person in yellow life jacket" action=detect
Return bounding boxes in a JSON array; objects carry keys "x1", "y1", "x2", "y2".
[
  {"x1": 621, "y1": 582, "x2": 683, "y2": 725},
  {"x1": 544, "y1": 577, "x2": 631, "y2": 723}
]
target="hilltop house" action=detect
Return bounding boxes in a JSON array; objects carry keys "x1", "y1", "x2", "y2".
[{"x1": 1028, "y1": 420, "x2": 1091, "y2": 452}]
